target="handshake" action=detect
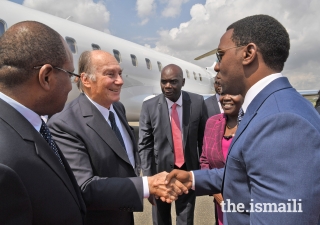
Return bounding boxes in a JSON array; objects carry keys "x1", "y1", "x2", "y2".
[{"x1": 147, "y1": 170, "x2": 193, "y2": 204}]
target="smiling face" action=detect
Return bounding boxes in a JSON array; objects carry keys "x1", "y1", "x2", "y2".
[
  {"x1": 219, "y1": 93, "x2": 244, "y2": 117},
  {"x1": 214, "y1": 29, "x2": 247, "y2": 96},
  {"x1": 84, "y1": 51, "x2": 123, "y2": 109},
  {"x1": 160, "y1": 64, "x2": 185, "y2": 102}
]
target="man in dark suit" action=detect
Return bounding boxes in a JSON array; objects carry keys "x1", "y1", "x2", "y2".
[
  {"x1": 0, "y1": 21, "x2": 86, "y2": 224},
  {"x1": 167, "y1": 15, "x2": 320, "y2": 224},
  {"x1": 205, "y1": 75, "x2": 223, "y2": 117},
  {"x1": 48, "y1": 51, "x2": 186, "y2": 225},
  {"x1": 139, "y1": 64, "x2": 208, "y2": 225}
]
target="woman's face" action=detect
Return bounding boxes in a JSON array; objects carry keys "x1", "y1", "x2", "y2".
[{"x1": 220, "y1": 94, "x2": 244, "y2": 116}]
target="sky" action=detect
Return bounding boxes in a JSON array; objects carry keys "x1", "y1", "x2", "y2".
[{"x1": 7, "y1": 0, "x2": 320, "y2": 90}]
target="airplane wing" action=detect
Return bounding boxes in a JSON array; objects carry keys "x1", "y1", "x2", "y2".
[{"x1": 194, "y1": 48, "x2": 218, "y2": 60}]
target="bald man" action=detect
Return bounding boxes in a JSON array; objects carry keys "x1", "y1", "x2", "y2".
[
  {"x1": 0, "y1": 21, "x2": 85, "y2": 224},
  {"x1": 48, "y1": 50, "x2": 184, "y2": 225},
  {"x1": 138, "y1": 64, "x2": 208, "y2": 225}
]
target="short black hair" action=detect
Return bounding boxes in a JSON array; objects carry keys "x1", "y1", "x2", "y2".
[
  {"x1": 227, "y1": 15, "x2": 290, "y2": 71},
  {"x1": 0, "y1": 21, "x2": 67, "y2": 87}
]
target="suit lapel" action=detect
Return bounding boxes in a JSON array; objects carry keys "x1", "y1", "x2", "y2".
[
  {"x1": 78, "y1": 94, "x2": 132, "y2": 166},
  {"x1": 0, "y1": 99, "x2": 82, "y2": 209},
  {"x1": 182, "y1": 91, "x2": 191, "y2": 149},
  {"x1": 159, "y1": 95, "x2": 173, "y2": 148}
]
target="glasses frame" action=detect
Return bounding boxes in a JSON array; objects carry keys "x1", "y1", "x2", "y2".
[
  {"x1": 33, "y1": 65, "x2": 80, "y2": 78},
  {"x1": 216, "y1": 45, "x2": 246, "y2": 62}
]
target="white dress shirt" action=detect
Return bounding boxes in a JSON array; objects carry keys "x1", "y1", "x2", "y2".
[
  {"x1": 216, "y1": 93, "x2": 224, "y2": 113},
  {"x1": 165, "y1": 92, "x2": 184, "y2": 141},
  {"x1": 0, "y1": 92, "x2": 42, "y2": 131}
]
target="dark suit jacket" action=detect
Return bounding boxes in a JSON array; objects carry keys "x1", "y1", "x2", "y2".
[
  {"x1": 194, "y1": 77, "x2": 320, "y2": 224},
  {"x1": 205, "y1": 94, "x2": 221, "y2": 117},
  {"x1": 48, "y1": 93, "x2": 143, "y2": 225},
  {"x1": 139, "y1": 91, "x2": 208, "y2": 175},
  {"x1": 0, "y1": 98, "x2": 86, "y2": 225}
]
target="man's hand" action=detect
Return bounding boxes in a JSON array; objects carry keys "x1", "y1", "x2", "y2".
[
  {"x1": 213, "y1": 193, "x2": 224, "y2": 205},
  {"x1": 165, "y1": 169, "x2": 193, "y2": 190},
  {"x1": 147, "y1": 171, "x2": 189, "y2": 203}
]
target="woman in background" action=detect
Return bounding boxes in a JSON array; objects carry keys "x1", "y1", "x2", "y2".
[{"x1": 200, "y1": 93, "x2": 244, "y2": 225}]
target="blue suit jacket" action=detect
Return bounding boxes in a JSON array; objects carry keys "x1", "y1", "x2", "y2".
[{"x1": 194, "y1": 77, "x2": 320, "y2": 224}]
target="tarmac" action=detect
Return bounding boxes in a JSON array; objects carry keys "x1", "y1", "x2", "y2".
[{"x1": 131, "y1": 123, "x2": 216, "y2": 225}]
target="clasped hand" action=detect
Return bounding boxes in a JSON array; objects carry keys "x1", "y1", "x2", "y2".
[{"x1": 147, "y1": 170, "x2": 193, "y2": 203}]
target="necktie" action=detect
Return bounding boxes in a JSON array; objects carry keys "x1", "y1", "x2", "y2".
[
  {"x1": 40, "y1": 119, "x2": 64, "y2": 167},
  {"x1": 109, "y1": 111, "x2": 126, "y2": 150},
  {"x1": 171, "y1": 103, "x2": 184, "y2": 168},
  {"x1": 238, "y1": 107, "x2": 244, "y2": 125}
]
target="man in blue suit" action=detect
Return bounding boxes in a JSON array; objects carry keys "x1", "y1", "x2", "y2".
[{"x1": 166, "y1": 14, "x2": 320, "y2": 224}]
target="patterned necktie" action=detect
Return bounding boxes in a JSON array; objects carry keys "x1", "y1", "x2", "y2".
[
  {"x1": 109, "y1": 111, "x2": 126, "y2": 150},
  {"x1": 40, "y1": 119, "x2": 64, "y2": 167},
  {"x1": 238, "y1": 107, "x2": 244, "y2": 125},
  {"x1": 171, "y1": 103, "x2": 185, "y2": 168}
]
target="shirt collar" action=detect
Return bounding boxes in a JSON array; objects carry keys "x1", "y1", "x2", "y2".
[
  {"x1": 85, "y1": 94, "x2": 114, "y2": 119},
  {"x1": 0, "y1": 92, "x2": 42, "y2": 131},
  {"x1": 165, "y1": 92, "x2": 183, "y2": 108},
  {"x1": 242, "y1": 73, "x2": 283, "y2": 113}
]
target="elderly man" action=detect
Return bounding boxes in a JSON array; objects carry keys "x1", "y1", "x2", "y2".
[
  {"x1": 139, "y1": 64, "x2": 208, "y2": 225},
  {"x1": 167, "y1": 15, "x2": 320, "y2": 224},
  {"x1": 205, "y1": 74, "x2": 223, "y2": 117},
  {"x1": 48, "y1": 50, "x2": 186, "y2": 225},
  {"x1": 0, "y1": 21, "x2": 86, "y2": 224}
]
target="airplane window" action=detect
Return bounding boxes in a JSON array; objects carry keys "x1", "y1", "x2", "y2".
[
  {"x1": 157, "y1": 61, "x2": 162, "y2": 72},
  {"x1": 193, "y1": 72, "x2": 197, "y2": 80},
  {"x1": 199, "y1": 73, "x2": 202, "y2": 81},
  {"x1": 130, "y1": 54, "x2": 138, "y2": 67},
  {"x1": 113, "y1": 49, "x2": 122, "y2": 63},
  {"x1": 186, "y1": 70, "x2": 190, "y2": 79},
  {"x1": 92, "y1": 44, "x2": 101, "y2": 50},
  {"x1": 0, "y1": 19, "x2": 7, "y2": 37},
  {"x1": 65, "y1": 37, "x2": 77, "y2": 54},
  {"x1": 145, "y1": 58, "x2": 152, "y2": 70}
]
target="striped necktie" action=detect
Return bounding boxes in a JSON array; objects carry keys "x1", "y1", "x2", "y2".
[{"x1": 238, "y1": 107, "x2": 244, "y2": 125}]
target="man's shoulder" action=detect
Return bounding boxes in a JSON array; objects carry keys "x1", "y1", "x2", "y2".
[
  {"x1": 142, "y1": 94, "x2": 162, "y2": 106},
  {"x1": 204, "y1": 94, "x2": 216, "y2": 103},
  {"x1": 183, "y1": 91, "x2": 204, "y2": 101}
]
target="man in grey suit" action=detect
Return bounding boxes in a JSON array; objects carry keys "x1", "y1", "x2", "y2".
[
  {"x1": 48, "y1": 50, "x2": 185, "y2": 225},
  {"x1": 0, "y1": 21, "x2": 86, "y2": 225},
  {"x1": 139, "y1": 64, "x2": 208, "y2": 225},
  {"x1": 205, "y1": 75, "x2": 223, "y2": 117}
]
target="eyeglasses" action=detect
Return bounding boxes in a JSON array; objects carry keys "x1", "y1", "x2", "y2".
[
  {"x1": 33, "y1": 65, "x2": 80, "y2": 78},
  {"x1": 216, "y1": 45, "x2": 246, "y2": 62}
]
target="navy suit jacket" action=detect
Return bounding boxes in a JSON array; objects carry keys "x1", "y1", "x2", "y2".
[{"x1": 194, "y1": 77, "x2": 320, "y2": 224}]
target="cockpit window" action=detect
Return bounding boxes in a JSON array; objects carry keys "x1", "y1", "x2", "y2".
[
  {"x1": 131, "y1": 54, "x2": 138, "y2": 67},
  {"x1": 113, "y1": 49, "x2": 122, "y2": 63},
  {"x1": 65, "y1": 37, "x2": 77, "y2": 54},
  {"x1": 92, "y1": 44, "x2": 101, "y2": 50},
  {"x1": 145, "y1": 58, "x2": 152, "y2": 70}
]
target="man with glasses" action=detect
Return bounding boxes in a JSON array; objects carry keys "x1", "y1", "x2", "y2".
[
  {"x1": 205, "y1": 74, "x2": 224, "y2": 117},
  {"x1": 0, "y1": 21, "x2": 86, "y2": 224},
  {"x1": 47, "y1": 51, "x2": 187, "y2": 225},
  {"x1": 166, "y1": 15, "x2": 320, "y2": 224}
]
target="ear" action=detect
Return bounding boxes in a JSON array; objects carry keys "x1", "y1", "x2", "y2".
[
  {"x1": 80, "y1": 73, "x2": 92, "y2": 88},
  {"x1": 242, "y1": 43, "x2": 257, "y2": 66},
  {"x1": 182, "y1": 78, "x2": 185, "y2": 86},
  {"x1": 38, "y1": 64, "x2": 55, "y2": 91}
]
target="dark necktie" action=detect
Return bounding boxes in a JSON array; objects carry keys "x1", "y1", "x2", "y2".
[
  {"x1": 171, "y1": 103, "x2": 184, "y2": 168},
  {"x1": 109, "y1": 111, "x2": 126, "y2": 150},
  {"x1": 40, "y1": 119, "x2": 64, "y2": 167},
  {"x1": 238, "y1": 107, "x2": 244, "y2": 125}
]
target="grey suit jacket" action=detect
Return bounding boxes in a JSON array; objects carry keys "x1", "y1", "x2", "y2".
[
  {"x1": 139, "y1": 91, "x2": 208, "y2": 176},
  {"x1": 0, "y1": 98, "x2": 86, "y2": 225},
  {"x1": 204, "y1": 94, "x2": 221, "y2": 117},
  {"x1": 48, "y1": 93, "x2": 143, "y2": 225}
]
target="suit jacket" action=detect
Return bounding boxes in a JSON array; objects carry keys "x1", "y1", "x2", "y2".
[
  {"x1": 0, "y1": 98, "x2": 86, "y2": 225},
  {"x1": 139, "y1": 91, "x2": 208, "y2": 175},
  {"x1": 205, "y1": 94, "x2": 221, "y2": 117},
  {"x1": 194, "y1": 77, "x2": 320, "y2": 224},
  {"x1": 200, "y1": 113, "x2": 226, "y2": 170},
  {"x1": 48, "y1": 93, "x2": 143, "y2": 225}
]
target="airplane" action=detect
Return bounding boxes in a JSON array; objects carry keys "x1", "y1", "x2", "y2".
[{"x1": 0, "y1": 1, "x2": 318, "y2": 121}]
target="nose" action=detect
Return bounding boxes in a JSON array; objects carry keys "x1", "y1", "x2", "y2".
[
  {"x1": 115, "y1": 74, "x2": 124, "y2": 85},
  {"x1": 214, "y1": 61, "x2": 220, "y2": 73}
]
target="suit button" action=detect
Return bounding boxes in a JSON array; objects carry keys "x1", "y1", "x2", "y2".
[{"x1": 170, "y1": 164, "x2": 173, "y2": 168}]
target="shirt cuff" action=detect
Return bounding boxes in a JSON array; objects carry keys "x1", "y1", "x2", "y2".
[
  {"x1": 142, "y1": 176, "x2": 150, "y2": 198},
  {"x1": 191, "y1": 171, "x2": 195, "y2": 190}
]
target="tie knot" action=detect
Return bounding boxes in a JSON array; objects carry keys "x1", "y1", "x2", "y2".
[{"x1": 172, "y1": 103, "x2": 177, "y2": 110}]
